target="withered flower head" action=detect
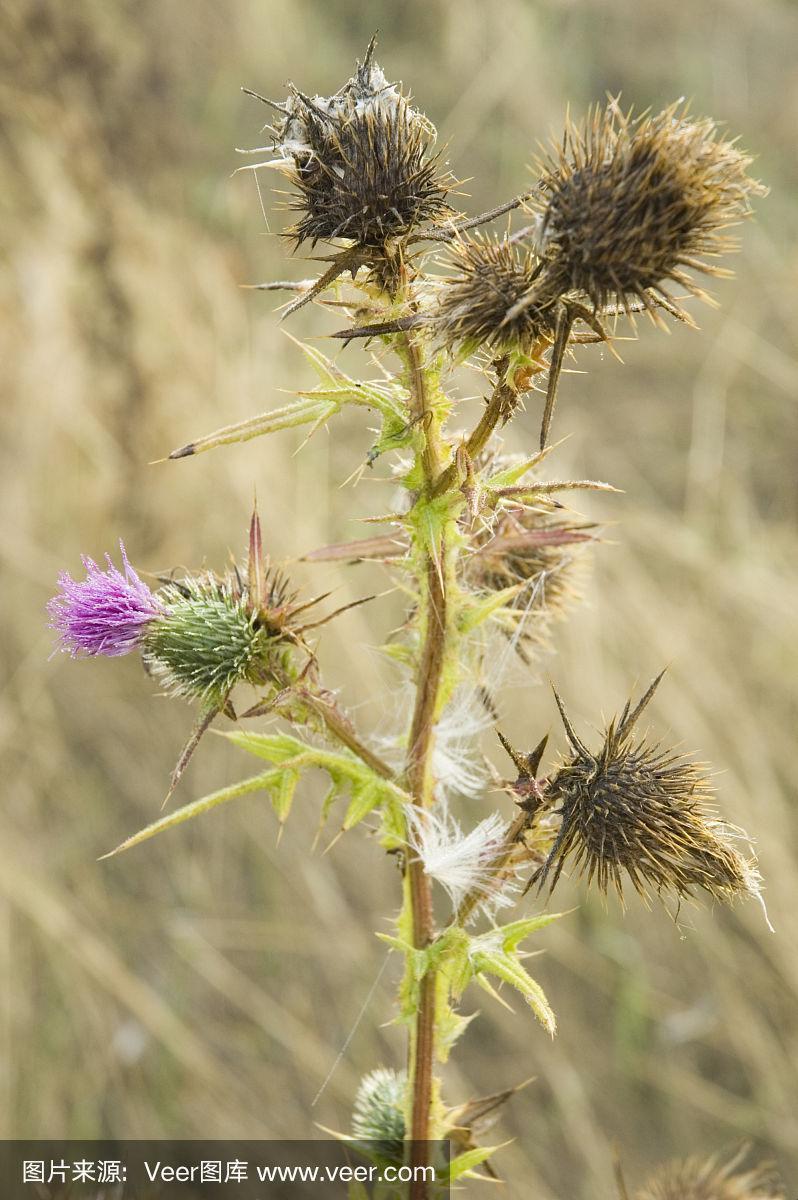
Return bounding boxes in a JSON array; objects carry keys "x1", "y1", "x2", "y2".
[
  {"x1": 635, "y1": 1149, "x2": 783, "y2": 1200},
  {"x1": 535, "y1": 673, "x2": 768, "y2": 917},
  {"x1": 436, "y1": 233, "x2": 555, "y2": 357},
  {"x1": 464, "y1": 502, "x2": 595, "y2": 659},
  {"x1": 264, "y1": 37, "x2": 453, "y2": 249},
  {"x1": 531, "y1": 100, "x2": 766, "y2": 319}
]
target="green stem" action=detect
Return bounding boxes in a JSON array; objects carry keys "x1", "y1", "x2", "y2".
[{"x1": 397, "y1": 329, "x2": 454, "y2": 1196}]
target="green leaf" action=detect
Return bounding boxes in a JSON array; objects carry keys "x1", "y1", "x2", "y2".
[
  {"x1": 100, "y1": 771, "x2": 281, "y2": 858},
  {"x1": 343, "y1": 780, "x2": 380, "y2": 830},
  {"x1": 472, "y1": 947, "x2": 556, "y2": 1035},
  {"x1": 445, "y1": 1144, "x2": 506, "y2": 1183},
  {"x1": 456, "y1": 584, "x2": 523, "y2": 634},
  {"x1": 377, "y1": 793, "x2": 406, "y2": 852},
  {"x1": 271, "y1": 768, "x2": 300, "y2": 825},
  {"x1": 294, "y1": 336, "x2": 408, "y2": 424},
  {"x1": 485, "y1": 446, "x2": 552, "y2": 489},
  {"x1": 168, "y1": 397, "x2": 339, "y2": 459},
  {"x1": 498, "y1": 912, "x2": 564, "y2": 954},
  {"x1": 225, "y1": 730, "x2": 410, "y2": 833},
  {"x1": 167, "y1": 337, "x2": 410, "y2": 461}
]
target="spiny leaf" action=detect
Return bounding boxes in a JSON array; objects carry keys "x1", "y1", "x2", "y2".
[
  {"x1": 294, "y1": 336, "x2": 408, "y2": 423},
  {"x1": 100, "y1": 771, "x2": 281, "y2": 858},
  {"x1": 485, "y1": 445, "x2": 555, "y2": 489},
  {"x1": 168, "y1": 397, "x2": 339, "y2": 459},
  {"x1": 471, "y1": 947, "x2": 556, "y2": 1034},
  {"x1": 498, "y1": 912, "x2": 564, "y2": 954},
  {"x1": 456, "y1": 583, "x2": 524, "y2": 634},
  {"x1": 271, "y1": 768, "x2": 300, "y2": 825},
  {"x1": 445, "y1": 1144, "x2": 508, "y2": 1183},
  {"x1": 343, "y1": 779, "x2": 380, "y2": 830},
  {"x1": 225, "y1": 730, "x2": 409, "y2": 833}
]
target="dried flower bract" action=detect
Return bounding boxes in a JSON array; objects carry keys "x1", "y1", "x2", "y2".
[
  {"x1": 535, "y1": 674, "x2": 767, "y2": 917},
  {"x1": 531, "y1": 99, "x2": 766, "y2": 320},
  {"x1": 636, "y1": 1148, "x2": 783, "y2": 1200},
  {"x1": 436, "y1": 234, "x2": 554, "y2": 358},
  {"x1": 263, "y1": 37, "x2": 453, "y2": 251}
]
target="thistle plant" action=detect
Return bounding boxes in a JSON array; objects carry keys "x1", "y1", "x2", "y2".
[{"x1": 49, "y1": 36, "x2": 776, "y2": 1197}]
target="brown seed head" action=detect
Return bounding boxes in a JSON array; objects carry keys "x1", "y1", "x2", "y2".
[
  {"x1": 530, "y1": 100, "x2": 766, "y2": 318},
  {"x1": 464, "y1": 501, "x2": 595, "y2": 658},
  {"x1": 270, "y1": 40, "x2": 453, "y2": 249},
  {"x1": 636, "y1": 1150, "x2": 783, "y2": 1200},
  {"x1": 536, "y1": 674, "x2": 766, "y2": 913},
  {"x1": 436, "y1": 233, "x2": 556, "y2": 356}
]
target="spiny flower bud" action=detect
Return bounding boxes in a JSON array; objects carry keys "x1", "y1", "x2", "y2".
[
  {"x1": 48, "y1": 543, "x2": 163, "y2": 658},
  {"x1": 352, "y1": 1067, "x2": 407, "y2": 1155},
  {"x1": 259, "y1": 37, "x2": 452, "y2": 250},
  {"x1": 464, "y1": 502, "x2": 595, "y2": 658},
  {"x1": 635, "y1": 1149, "x2": 783, "y2": 1200},
  {"x1": 535, "y1": 674, "x2": 769, "y2": 921},
  {"x1": 531, "y1": 100, "x2": 766, "y2": 319},
  {"x1": 141, "y1": 571, "x2": 295, "y2": 707},
  {"x1": 436, "y1": 233, "x2": 555, "y2": 358}
]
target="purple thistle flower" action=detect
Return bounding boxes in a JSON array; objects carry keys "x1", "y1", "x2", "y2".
[{"x1": 48, "y1": 542, "x2": 163, "y2": 658}]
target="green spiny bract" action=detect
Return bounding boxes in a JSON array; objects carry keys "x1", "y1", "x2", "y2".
[
  {"x1": 269, "y1": 39, "x2": 453, "y2": 253},
  {"x1": 535, "y1": 675, "x2": 765, "y2": 913},
  {"x1": 635, "y1": 1150, "x2": 783, "y2": 1200},
  {"x1": 530, "y1": 100, "x2": 767, "y2": 320},
  {"x1": 142, "y1": 573, "x2": 295, "y2": 707},
  {"x1": 435, "y1": 233, "x2": 556, "y2": 359},
  {"x1": 352, "y1": 1067, "x2": 407, "y2": 1156}
]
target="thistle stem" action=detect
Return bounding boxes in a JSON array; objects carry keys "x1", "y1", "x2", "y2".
[
  {"x1": 301, "y1": 690, "x2": 396, "y2": 781},
  {"x1": 430, "y1": 358, "x2": 515, "y2": 498},
  {"x1": 397, "y1": 328, "x2": 452, "y2": 1196}
]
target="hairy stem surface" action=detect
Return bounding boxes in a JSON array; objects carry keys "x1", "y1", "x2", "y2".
[{"x1": 398, "y1": 329, "x2": 453, "y2": 1195}]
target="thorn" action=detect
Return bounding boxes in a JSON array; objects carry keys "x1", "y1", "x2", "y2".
[
  {"x1": 550, "y1": 684, "x2": 589, "y2": 757},
  {"x1": 248, "y1": 501, "x2": 266, "y2": 611},
  {"x1": 497, "y1": 730, "x2": 528, "y2": 776},
  {"x1": 621, "y1": 669, "x2": 668, "y2": 735},
  {"x1": 324, "y1": 828, "x2": 345, "y2": 855}
]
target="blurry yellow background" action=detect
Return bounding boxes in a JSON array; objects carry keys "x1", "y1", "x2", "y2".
[{"x1": 1, "y1": 1, "x2": 796, "y2": 1196}]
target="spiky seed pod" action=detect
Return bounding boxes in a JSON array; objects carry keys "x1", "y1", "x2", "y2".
[
  {"x1": 536, "y1": 675, "x2": 768, "y2": 917},
  {"x1": 268, "y1": 40, "x2": 453, "y2": 250},
  {"x1": 352, "y1": 1067, "x2": 407, "y2": 1157},
  {"x1": 531, "y1": 100, "x2": 767, "y2": 318},
  {"x1": 464, "y1": 503, "x2": 595, "y2": 658},
  {"x1": 436, "y1": 233, "x2": 556, "y2": 358},
  {"x1": 636, "y1": 1150, "x2": 783, "y2": 1200},
  {"x1": 141, "y1": 570, "x2": 296, "y2": 707}
]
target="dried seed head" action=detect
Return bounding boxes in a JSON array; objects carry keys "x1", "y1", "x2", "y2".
[
  {"x1": 267, "y1": 39, "x2": 453, "y2": 249},
  {"x1": 464, "y1": 502, "x2": 595, "y2": 657},
  {"x1": 436, "y1": 233, "x2": 555, "y2": 357},
  {"x1": 352, "y1": 1067, "x2": 407, "y2": 1154},
  {"x1": 636, "y1": 1149, "x2": 783, "y2": 1200},
  {"x1": 531, "y1": 100, "x2": 766, "y2": 318},
  {"x1": 536, "y1": 675, "x2": 767, "y2": 917}
]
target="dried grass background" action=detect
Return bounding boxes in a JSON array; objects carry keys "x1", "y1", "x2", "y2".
[{"x1": 1, "y1": 1, "x2": 796, "y2": 1196}]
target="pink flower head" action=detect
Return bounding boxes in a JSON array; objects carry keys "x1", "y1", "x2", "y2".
[{"x1": 48, "y1": 542, "x2": 162, "y2": 658}]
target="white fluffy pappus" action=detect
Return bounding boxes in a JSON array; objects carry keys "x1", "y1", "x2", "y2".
[
  {"x1": 406, "y1": 805, "x2": 513, "y2": 915},
  {"x1": 431, "y1": 687, "x2": 493, "y2": 802}
]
